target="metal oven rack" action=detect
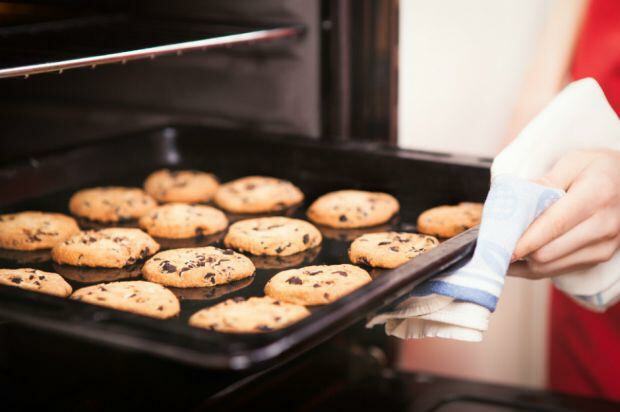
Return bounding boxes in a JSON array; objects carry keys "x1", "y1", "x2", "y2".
[{"x1": 0, "y1": 12, "x2": 303, "y2": 79}]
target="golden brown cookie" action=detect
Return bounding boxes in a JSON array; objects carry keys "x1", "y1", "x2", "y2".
[
  {"x1": 264, "y1": 264, "x2": 371, "y2": 306},
  {"x1": 214, "y1": 176, "x2": 304, "y2": 214},
  {"x1": 307, "y1": 190, "x2": 399, "y2": 229},
  {"x1": 143, "y1": 169, "x2": 219, "y2": 203},
  {"x1": 348, "y1": 232, "x2": 439, "y2": 268},
  {"x1": 142, "y1": 246, "x2": 255, "y2": 288},
  {"x1": 51, "y1": 228, "x2": 160, "y2": 268},
  {"x1": 139, "y1": 203, "x2": 228, "y2": 239},
  {"x1": 69, "y1": 186, "x2": 156, "y2": 223},
  {"x1": 0, "y1": 211, "x2": 80, "y2": 251},
  {"x1": 417, "y1": 202, "x2": 483, "y2": 238},
  {"x1": 224, "y1": 217, "x2": 322, "y2": 256},
  {"x1": 189, "y1": 296, "x2": 310, "y2": 333},
  {"x1": 70, "y1": 280, "x2": 180, "y2": 319},
  {"x1": 0, "y1": 268, "x2": 72, "y2": 297}
]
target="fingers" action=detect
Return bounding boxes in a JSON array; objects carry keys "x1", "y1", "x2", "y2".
[
  {"x1": 532, "y1": 150, "x2": 597, "y2": 190},
  {"x1": 513, "y1": 175, "x2": 599, "y2": 260},
  {"x1": 526, "y1": 235, "x2": 620, "y2": 277},
  {"x1": 528, "y1": 210, "x2": 620, "y2": 263}
]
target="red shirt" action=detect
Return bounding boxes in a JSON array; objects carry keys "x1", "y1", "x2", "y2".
[{"x1": 550, "y1": 0, "x2": 620, "y2": 401}]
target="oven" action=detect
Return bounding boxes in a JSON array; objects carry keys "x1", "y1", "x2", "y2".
[{"x1": 0, "y1": 1, "x2": 617, "y2": 411}]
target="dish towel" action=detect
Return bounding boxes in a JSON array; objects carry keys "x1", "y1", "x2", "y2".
[{"x1": 368, "y1": 78, "x2": 620, "y2": 341}]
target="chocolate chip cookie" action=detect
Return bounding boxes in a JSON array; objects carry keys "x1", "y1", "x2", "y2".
[
  {"x1": 0, "y1": 211, "x2": 80, "y2": 251},
  {"x1": 71, "y1": 280, "x2": 180, "y2": 319},
  {"x1": 139, "y1": 203, "x2": 228, "y2": 239},
  {"x1": 189, "y1": 296, "x2": 310, "y2": 333},
  {"x1": 142, "y1": 246, "x2": 255, "y2": 288},
  {"x1": 214, "y1": 176, "x2": 304, "y2": 214},
  {"x1": 0, "y1": 268, "x2": 72, "y2": 297},
  {"x1": 417, "y1": 202, "x2": 483, "y2": 238},
  {"x1": 224, "y1": 217, "x2": 321, "y2": 256},
  {"x1": 348, "y1": 232, "x2": 439, "y2": 268},
  {"x1": 307, "y1": 190, "x2": 399, "y2": 229},
  {"x1": 69, "y1": 186, "x2": 157, "y2": 223},
  {"x1": 143, "y1": 169, "x2": 219, "y2": 203},
  {"x1": 264, "y1": 264, "x2": 371, "y2": 305},
  {"x1": 51, "y1": 228, "x2": 160, "y2": 268}
]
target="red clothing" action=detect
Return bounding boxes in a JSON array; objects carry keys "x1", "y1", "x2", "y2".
[
  {"x1": 550, "y1": 291, "x2": 620, "y2": 400},
  {"x1": 549, "y1": 0, "x2": 620, "y2": 401},
  {"x1": 570, "y1": 0, "x2": 620, "y2": 116}
]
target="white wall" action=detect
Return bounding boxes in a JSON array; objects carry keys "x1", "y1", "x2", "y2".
[
  {"x1": 398, "y1": 0, "x2": 555, "y2": 389},
  {"x1": 399, "y1": 0, "x2": 553, "y2": 157}
]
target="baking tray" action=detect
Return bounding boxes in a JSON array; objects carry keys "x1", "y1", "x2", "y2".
[{"x1": 0, "y1": 125, "x2": 490, "y2": 371}]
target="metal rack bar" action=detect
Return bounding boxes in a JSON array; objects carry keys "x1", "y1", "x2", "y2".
[{"x1": 0, "y1": 15, "x2": 304, "y2": 79}]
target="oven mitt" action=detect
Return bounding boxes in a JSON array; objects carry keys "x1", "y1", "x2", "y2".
[{"x1": 368, "y1": 78, "x2": 620, "y2": 341}]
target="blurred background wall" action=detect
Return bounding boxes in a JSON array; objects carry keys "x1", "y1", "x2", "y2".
[{"x1": 397, "y1": 0, "x2": 557, "y2": 389}]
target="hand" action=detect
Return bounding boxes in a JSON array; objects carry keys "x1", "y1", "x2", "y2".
[{"x1": 510, "y1": 149, "x2": 620, "y2": 279}]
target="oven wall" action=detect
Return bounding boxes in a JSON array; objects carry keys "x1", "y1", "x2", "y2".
[{"x1": 0, "y1": 0, "x2": 320, "y2": 164}]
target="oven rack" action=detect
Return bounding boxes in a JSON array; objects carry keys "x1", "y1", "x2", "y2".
[{"x1": 0, "y1": 13, "x2": 304, "y2": 79}]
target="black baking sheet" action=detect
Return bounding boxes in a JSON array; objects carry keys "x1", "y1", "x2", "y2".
[{"x1": 0, "y1": 125, "x2": 489, "y2": 370}]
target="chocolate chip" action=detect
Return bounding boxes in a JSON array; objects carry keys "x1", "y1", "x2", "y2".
[
  {"x1": 286, "y1": 276, "x2": 303, "y2": 285},
  {"x1": 303, "y1": 234, "x2": 310, "y2": 244},
  {"x1": 324, "y1": 292, "x2": 330, "y2": 299},
  {"x1": 313, "y1": 283, "x2": 321, "y2": 288},
  {"x1": 157, "y1": 305, "x2": 163, "y2": 311},
  {"x1": 378, "y1": 241, "x2": 391, "y2": 246},
  {"x1": 10, "y1": 277, "x2": 22, "y2": 284},
  {"x1": 333, "y1": 271, "x2": 348, "y2": 277},
  {"x1": 223, "y1": 249, "x2": 234, "y2": 255},
  {"x1": 161, "y1": 261, "x2": 177, "y2": 273},
  {"x1": 339, "y1": 215, "x2": 348, "y2": 222},
  {"x1": 306, "y1": 270, "x2": 322, "y2": 276},
  {"x1": 390, "y1": 246, "x2": 400, "y2": 252}
]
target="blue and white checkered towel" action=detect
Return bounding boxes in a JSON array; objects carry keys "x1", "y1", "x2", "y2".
[
  {"x1": 368, "y1": 78, "x2": 620, "y2": 341},
  {"x1": 367, "y1": 176, "x2": 563, "y2": 341}
]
